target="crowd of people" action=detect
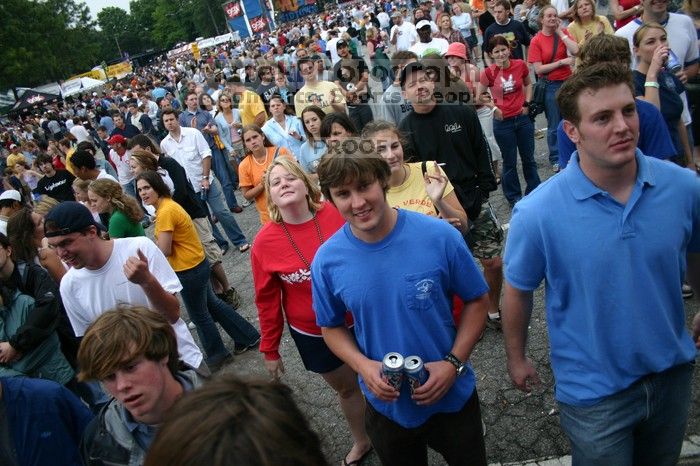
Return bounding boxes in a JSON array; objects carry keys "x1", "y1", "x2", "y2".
[{"x1": 0, "y1": 0, "x2": 699, "y2": 464}]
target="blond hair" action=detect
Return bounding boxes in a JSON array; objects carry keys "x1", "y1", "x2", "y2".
[{"x1": 264, "y1": 157, "x2": 322, "y2": 223}]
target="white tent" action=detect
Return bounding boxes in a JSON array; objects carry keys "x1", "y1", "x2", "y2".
[{"x1": 62, "y1": 77, "x2": 106, "y2": 97}]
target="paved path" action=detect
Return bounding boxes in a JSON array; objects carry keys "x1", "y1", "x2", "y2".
[{"x1": 172, "y1": 113, "x2": 700, "y2": 465}]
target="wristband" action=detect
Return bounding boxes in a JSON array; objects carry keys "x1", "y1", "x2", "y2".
[
  {"x1": 523, "y1": 101, "x2": 531, "y2": 108},
  {"x1": 644, "y1": 81, "x2": 659, "y2": 88}
]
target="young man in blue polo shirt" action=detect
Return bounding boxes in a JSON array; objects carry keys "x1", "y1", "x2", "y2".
[
  {"x1": 503, "y1": 63, "x2": 700, "y2": 466},
  {"x1": 312, "y1": 150, "x2": 490, "y2": 466}
]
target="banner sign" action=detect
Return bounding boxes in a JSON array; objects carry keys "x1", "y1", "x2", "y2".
[
  {"x1": 249, "y1": 15, "x2": 269, "y2": 34},
  {"x1": 276, "y1": 2, "x2": 317, "y2": 22},
  {"x1": 224, "y1": 1, "x2": 243, "y2": 18},
  {"x1": 223, "y1": 0, "x2": 251, "y2": 39},
  {"x1": 69, "y1": 69, "x2": 107, "y2": 81},
  {"x1": 105, "y1": 61, "x2": 133, "y2": 79}
]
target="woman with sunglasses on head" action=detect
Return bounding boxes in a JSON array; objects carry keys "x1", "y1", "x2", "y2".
[{"x1": 251, "y1": 157, "x2": 372, "y2": 466}]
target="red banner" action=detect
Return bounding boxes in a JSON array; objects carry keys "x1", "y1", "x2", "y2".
[
  {"x1": 223, "y1": 1, "x2": 243, "y2": 18},
  {"x1": 250, "y1": 15, "x2": 268, "y2": 33}
]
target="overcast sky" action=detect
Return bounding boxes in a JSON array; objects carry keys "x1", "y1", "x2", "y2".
[{"x1": 87, "y1": 0, "x2": 131, "y2": 19}]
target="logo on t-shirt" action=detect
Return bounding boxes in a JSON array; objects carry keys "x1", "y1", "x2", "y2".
[
  {"x1": 415, "y1": 279, "x2": 435, "y2": 300},
  {"x1": 445, "y1": 122, "x2": 463, "y2": 134},
  {"x1": 501, "y1": 74, "x2": 515, "y2": 95}
]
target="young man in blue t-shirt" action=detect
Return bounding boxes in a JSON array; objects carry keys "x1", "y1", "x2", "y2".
[
  {"x1": 312, "y1": 150, "x2": 490, "y2": 465},
  {"x1": 503, "y1": 63, "x2": 700, "y2": 465}
]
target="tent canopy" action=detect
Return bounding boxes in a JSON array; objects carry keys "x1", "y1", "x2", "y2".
[
  {"x1": 9, "y1": 89, "x2": 60, "y2": 114},
  {"x1": 62, "y1": 76, "x2": 106, "y2": 97}
]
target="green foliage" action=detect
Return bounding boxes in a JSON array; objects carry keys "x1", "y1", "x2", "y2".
[
  {"x1": 0, "y1": 0, "x2": 234, "y2": 89},
  {"x1": 0, "y1": 0, "x2": 101, "y2": 88}
]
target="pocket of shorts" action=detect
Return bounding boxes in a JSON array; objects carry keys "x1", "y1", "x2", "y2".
[{"x1": 404, "y1": 269, "x2": 441, "y2": 312}]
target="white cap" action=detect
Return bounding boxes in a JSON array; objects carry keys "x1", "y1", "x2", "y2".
[
  {"x1": 0, "y1": 190, "x2": 21, "y2": 203},
  {"x1": 92, "y1": 92, "x2": 98, "y2": 96},
  {"x1": 416, "y1": 20, "x2": 432, "y2": 29}
]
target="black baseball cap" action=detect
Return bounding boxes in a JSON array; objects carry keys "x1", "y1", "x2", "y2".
[
  {"x1": 44, "y1": 202, "x2": 105, "y2": 238},
  {"x1": 336, "y1": 39, "x2": 348, "y2": 50},
  {"x1": 399, "y1": 61, "x2": 425, "y2": 89}
]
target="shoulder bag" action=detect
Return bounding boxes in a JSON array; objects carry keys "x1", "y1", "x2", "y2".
[{"x1": 529, "y1": 33, "x2": 559, "y2": 119}]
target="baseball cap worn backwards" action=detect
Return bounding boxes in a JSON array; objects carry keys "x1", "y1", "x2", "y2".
[{"x1": 44, "y1": 202, "x2": 104, "y2": 238}]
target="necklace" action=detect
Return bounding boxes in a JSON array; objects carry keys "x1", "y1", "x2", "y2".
[
  {"x1": 280, "y1": 214, "x2": 323, "y2": 268},
  {"x1": 252, "y1": 150, "x2": 269, "y2": 166}
]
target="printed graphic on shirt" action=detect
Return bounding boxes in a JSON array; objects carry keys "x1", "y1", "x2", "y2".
[
  {"x1": 280, "y1": 267, "x2": 311, "y2": 284},
  {"x1": 445, "y1": 122, "x2": 463, "y2": 134},
  {"x1": 415, "y1": 278, "x2": 435, "y2": 300},
  {"x1": 501, "y1": 74, "x2": 515, "y2": 94}
]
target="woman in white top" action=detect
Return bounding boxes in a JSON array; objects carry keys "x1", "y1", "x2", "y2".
[
  {"x1": 261, "y1": 94, "x2": 306, "y2": 158},
  {"x1": 451, "y1": 2, "x2": 477, "y2": 52}
]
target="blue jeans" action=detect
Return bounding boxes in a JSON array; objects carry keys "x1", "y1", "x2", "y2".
[
  {"x1": 209, "y1": 220, "x2": 229, "y2": 250},
  {"x1": 493, "y1": 114, "x2": 540, "y2": 205},
  {"x1": 121, "y1": 179, "x2": 136, "y2": 198},
  {"x1": 557, "y1": 362, "x2": 693, "y2": 466},
  {"x1": 205, "y1": 177, "x2": 248, "y2": 247},
  {"x1": 176, "y1": 259, "x2": 260, "y2": 365},
  {"x1": 544, "y1": 80, "x2": 564, "y2": 165},
  {"x1": 210, "y1": 146, "x2": 239, "y2": 209}
]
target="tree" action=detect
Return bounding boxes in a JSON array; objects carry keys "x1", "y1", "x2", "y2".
[
  {"x1": 152, "y1": 0, "x2": 197, "y2": 49},
  {"x1": 130, "y1": 0, "x2": 158, "y2": 45},
  {"x1": 98, "y1": 7, "x2": 132, "y2": 60},
  {"x1": 0, "y1": 0, "x2": 100, "y2": 88}
]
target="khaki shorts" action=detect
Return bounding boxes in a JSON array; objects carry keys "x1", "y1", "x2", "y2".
[
  {"x1": 192, "y1": 217, "x2": 223, "y2": 264},
  {"x1": 468, "y1": 202, "x2": 503, "y2": 260}
]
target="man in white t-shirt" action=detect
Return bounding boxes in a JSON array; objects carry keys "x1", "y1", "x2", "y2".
[
  {"x1": 68, "y1": 118, "x2": 91, "y2": 144},
  {"x1": 410, "y1": 20, "x2": 449, "y2": 57},
  {"x1": 326, "y1": 30, "x2": 342, "y2": 65},
  {"x1": 44, "y1": 202, "x2": 204, "y2": 372},
  {"x1": 390, "y1": 11, "x2": 418, "y2": 52},
  {"x1": 378, "y1": 10, "x2": 391, "y2": 31}
]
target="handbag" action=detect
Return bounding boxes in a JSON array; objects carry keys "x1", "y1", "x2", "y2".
[
  {"x1": 529, "y1": 33, "x2": 559, "y2": 119},
  {"x1": 212, "y1": 133, "x2": 226, "y2": 151}
]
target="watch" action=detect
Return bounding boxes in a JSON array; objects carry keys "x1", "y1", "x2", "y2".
[
  {"x1": 444, "y1": 352, "x2": 467, "y2": 376},
  {"x1": 522, "y1": 101, "x2": 531, "y2": 108}
]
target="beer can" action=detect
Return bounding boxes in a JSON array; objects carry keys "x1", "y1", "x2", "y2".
[
  {"x1": 404, "y1": 355, "x2": 428, "y2": 395},
  {"x1": 382, "y1": 352, "x2": 404, "y2": 391}
]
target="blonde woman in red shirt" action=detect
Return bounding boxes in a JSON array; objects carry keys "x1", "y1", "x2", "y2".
[{"x1": 251, "y1": 157, "x2": 372, "y2": 466}]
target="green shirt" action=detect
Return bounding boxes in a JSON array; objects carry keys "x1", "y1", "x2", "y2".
[{"x1": 108, "y1": 209, "x2": 145, "y2": 239}]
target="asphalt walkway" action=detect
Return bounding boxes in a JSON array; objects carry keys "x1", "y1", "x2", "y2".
[{"x1": 177, "y1": 113, "x2": 700, "y2": 465}]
